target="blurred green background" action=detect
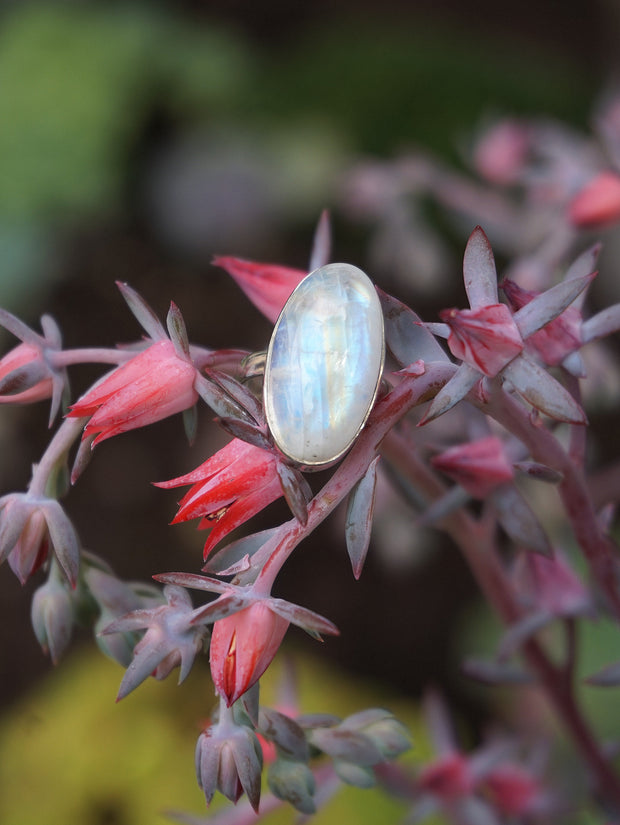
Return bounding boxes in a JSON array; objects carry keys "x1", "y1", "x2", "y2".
[{"x1": 0, "y1": 1, "x2": 617, "y2": 823}]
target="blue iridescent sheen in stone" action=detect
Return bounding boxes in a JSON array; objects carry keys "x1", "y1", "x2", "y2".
[{"x1": 264, "y1": 263, "x2": 384, "y2": 467}]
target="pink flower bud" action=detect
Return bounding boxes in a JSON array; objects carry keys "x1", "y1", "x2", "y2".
[
  {"x1": 473, "y1": 120, "x2": 530, "y2": 185},
  {"x1": 68, "y1": 339, "x2": 198, "y2": 445},
  {"x1": 568, "y1": 171, "x2": 620, "y2": 228},
  {"x1": 440, "y1": 303, "x2": 524, "y2": 377},
  {"x1": 210, "y1": 601, "x2": 289, "y2": 707},
  {"x1": 0, "y1": 342, "x2": 53, "y2": 404},
  {"x1": 418, "y1": 753, "x2": 473, "y2": 801},
  {"x1": 431, "y1": 436, "x2": 514, "y2": 499},
  {"x1": 484, "y1": 764, "x2": 542, "y2": 816}
]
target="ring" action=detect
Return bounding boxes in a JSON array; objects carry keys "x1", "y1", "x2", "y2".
[{"x1": 261, "y1": 262, "x2": 385, "y2": 469}]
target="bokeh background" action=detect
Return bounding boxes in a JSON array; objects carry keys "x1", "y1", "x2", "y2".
[{"x1": 0, "y1": 1, "x2": 619, "y2": 823}]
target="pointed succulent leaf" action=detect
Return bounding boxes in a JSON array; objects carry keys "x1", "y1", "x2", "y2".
[
  {"x1": 296, "y1": 713, "x2": 341, "y2": 730},
  {"x1": 217, "y1": 417, "x2": 272, "y2": 450},
  {"x1": 417, "y1": 485, "x2": 471, "y2": 527},
  {"x1": 345, "y1": 456, "x2": 380, "y2": 579},
  {"x1": 586, "y1": 660, "x2": 620, "y2": 686},
  {"x1": 49, "y1": 370, "x2": 69, "y2": 426},
  {"x1": 202, "y1": 527, "x2": 280, "y2": 575},
  {"x1": 259, "y1": 708, "x2": 309, "y2": 761},
  {"x1": 562, "y1": 350, "x2": 586, "y2": 378},
  {"x1": 115, "y1": 281, "x2": 166, "y2": 340},
  {"x1": 194, "y1": 373, "x2": 256, "y2": 425},
  {"x1": 268, "y1": 758, "x2": 316, "y2": 814},
  {"x1": 424, "y1": 322, "x2": 450, "y2": 338},
  {"x1": 277, "y1": 462, "x2": 309, "y2": 526},
  {"x1": 182, "y1": 405, "x2": 198, "y2": 445},
  {"x1": 205, "y1": 369, "x2": 263, "y2": 424},
  {"x1": 513, "y1": 461, "x2": 563, "y2": 483},
  {"x1": 41, "y1": 500, "x2": 80, "y2": 586},
  {"x1": 0, "y1": 497, "x2": 32, "y2": 561},
  {"x1": 117, "y1": 644, "x2": 170, "y2": 700},
  {"x1": 491, "y1": 485, "x2": 552, "y2": 556},
  {"x1": 166, "y1": 302, "x2": 190, "y2": 358},
  {"x1": 40, "y1": 314, "x2": 62, "y2": 348},
  {"x1": 309, "y1": 727, "x2": 383, "y2": 765},
  {"x1": 334, "y1": 760, "x2": 376, "y2": 788},
  {"x1": 564, "y1": 242, "x2": 600, "y2": 284},
  {"x1": 498, "y1": 610, "x2": 553, "y2": 660},
  {"x1": 378, "y1": 288, "x2": 451, "y2": 366},
  {"x1": 513, "y1": 272, "x2": 594, "y2": 340},
  {"x1": 502, "y1": 356, "x2": 586, "y2": 424},
  {"x1": 70, "y1": 430, "x2": 96, "y2": 484},
  {"x1": 309, "y1": 209, "x2": 331, "y2": 272},
  {"x1": 190, "y1": 592, "x2": 251, "y2": 625},
  {"x1": 463, "y1": 226, "x2": 498, "y2": 308},
  {"x1": 582, "y1": 303, "x2": 620, "y2": 343},
  {"x1": 0, "y1": 307, "x2": 44, "y2": 345},
  {"x1": 100, "y1": 608, "x2": 157, "y2": 635},
  {"x1": 462, "y1": 657, "x2": 534, "y2": 685},
  {"x1": 153, "y1": 571, "x2": 232, "y2": 594},
  {"x1": 420, "y1": 363, "x2": 479, "y2": 424},
  {"x1": 268, "y1": 597, "x2": 339, "y2": 638}
]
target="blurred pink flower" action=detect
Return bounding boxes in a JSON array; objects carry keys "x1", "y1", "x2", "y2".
[
  {"x1": 156, "y1": 437, "x2": 283, "y2": 559},
  {"x1": 417, "y1": 753, "x2": 474, "y2": 801},
  {"x1": 0, "y1": 342, "x2": 53, "y2": 404},
  {"x1": 210, "y1": 601, "x2": 290, "y2": 707},
  {"x1": 568, "y1": 171, "x2": 620, "y2": 228},
  {"x1": 431, "y1": 436, "x2": 514, "y2": 498},
  {"x1": 213, "y1": 256, "x2": 306, "y2": 324},
  {"x1": 68, "y1": 339, "x2": 198, "y2": 446},
  {"x1": 483, "y1": 764, "x2": 544, "y2": 816},
  {"x1": 473, "y1": 119, "x2": 530, "y2": 185}
]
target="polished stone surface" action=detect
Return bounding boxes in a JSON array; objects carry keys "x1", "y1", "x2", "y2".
[{"x1": 264, "y1": 263, "x2": 384, "y2": 467}]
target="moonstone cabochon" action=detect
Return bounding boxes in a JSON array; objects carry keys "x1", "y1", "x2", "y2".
[{"x1": 264, "y1": 263, "x2": 385, "y2": 467}]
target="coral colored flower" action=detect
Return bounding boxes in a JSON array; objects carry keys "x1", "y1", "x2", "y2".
[
  {"x1": 156, "y1": 438, "x2": 283, "y2": 558},
  {"x1": 439, "y1": 303, "x2": 524, "y2": 378},
  {"x1": 431, "y1": 436, "x2": 514, "y2": 498},
  {"x1": 68, "y1": 339, "x2": 199, "y2": 445},
  {"x1": 210, "y1": 601, "x2": 290, "y2": 706},
  {"x1": 213, "y1": 256, "x2": 306, "y2": 324},
  {"x1": 568, "y1": 171, "x2": 620, "y2": 228},
  {"x1": 502, "y1": 277, "x2": 583, "y2": 366},
  {"x1": 0, "y1": 343, "x2": 53, "y2": 404}
]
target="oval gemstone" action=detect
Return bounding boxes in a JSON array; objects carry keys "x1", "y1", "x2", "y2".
[{"x1": 264, "y1": 262, "x2": 384, "y2": 468}]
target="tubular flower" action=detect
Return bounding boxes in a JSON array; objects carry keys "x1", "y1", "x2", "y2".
[
  {"x1": 156, "y1": 437, "x2": 283, "y2": 559},
  {"x1": 213, "y1": 257, "x2": 306, "y2": 324},
  {"x1": 0, "y1": 343, "x2": 53, "y2": 404},
  {"x1": 210, "y1": 601, "x2": 290, "y2": 707},
  {"x1": 68, "y1": 339, "x2": 199, "y2": 446}
]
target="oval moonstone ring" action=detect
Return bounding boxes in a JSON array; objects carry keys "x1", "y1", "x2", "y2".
[{"x1": 264, "y1": 262, "x2": 385, "y2": 468}]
